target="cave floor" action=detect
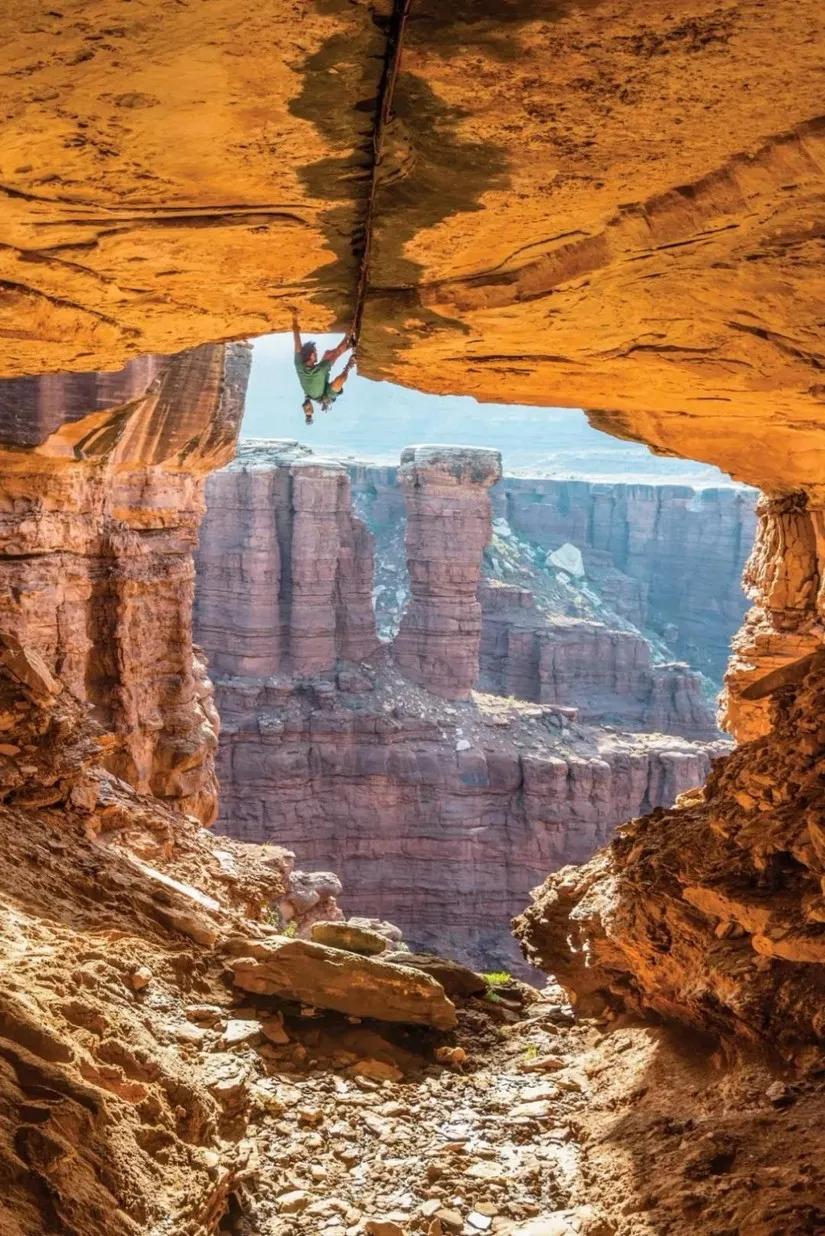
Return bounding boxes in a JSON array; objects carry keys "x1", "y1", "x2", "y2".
[{"x1": 226, "y1": 991, "x2": 825, "y2": 1236}]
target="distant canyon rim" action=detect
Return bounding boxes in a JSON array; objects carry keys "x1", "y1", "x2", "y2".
[{"x1": 0, "y1": 2, "x2": 823, "y2": 1234}]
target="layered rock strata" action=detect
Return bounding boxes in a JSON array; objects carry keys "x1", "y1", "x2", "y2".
[
  {"x1": 393, "y1": 445, "x2": 502, "y2": 698},
  {"x1": 350, "y1": 467, "x2": 754, "y2": 687},
  {"x1": 495, "y1": 479, "x2": 756, "y2": 681},
  {"x1": 722, "y1": 491, "x2": 825, "y2": 742},
  {"x1": 195, "y1": 441, "x2": 378, "y2": 680},
  {"x1": 479, "y1": 581, "x2": 718, "y2": 740},
  {"x1": 196, "y1": 443, "x2": 721, "y2": 970},
  {"x1": 0, "y1": 343, "x2": 248, "y2": 822}
]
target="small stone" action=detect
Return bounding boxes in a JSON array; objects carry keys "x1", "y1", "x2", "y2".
[
  {"x1": 520, "y1": 1083, "x2": 558, "y2": 1102},
  {"x1": 465, "y1": 1161, "x2": 504, "y2": 1182},
  {"x1": 261, "y1": 1013, "x2": 290, "y2": 1044},
  {"x1": 278, "y1": 1190, "x2": 309, "y2": 1214},
  {"x1": 468, "y1": 1214, "x2": 493, "y2": 1232},
  {"x1": 349, "y1": 1058, "x2": 403, "y2": 1083},
  {"x1": 765, "y1": 1080, "x2": 794, "y2": 1106},
  {"x1": 186, "y1": 1003, "x2": 224, "y2": 1025},
  {"x1": 220, "y1": 1018, "x2": 262, "y2": 1047},
  {"x1": 435, "y1": 1209, "x2": 463, "y2": 1232},
  {"x1": 511, "y1": 1099, "x2": 554, "y2": 1119},
  {"x1": 129, "y1": 965, "x2": 152, "y2": 991},
  {"x1": 365, "y1": 1222, "x2": 406, "y2": 1236},
  {"x1": 311, "y1": 920, "x2": 390, "y2": 956},
  {"x1": 521, "y1": 1054, "x2": 566, "y2": 1073}
]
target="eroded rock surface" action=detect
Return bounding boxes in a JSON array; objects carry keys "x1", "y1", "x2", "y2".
[
  {"x1": 393, "y1": 445, "x2": 503, "y2": 698},
  {"x1": 516, "y1": 650, "x2": 825, "y2": 1055},
  {"x1": 0, "y1": 3, "x2": 820, "y2": 498},
  {"x1": 0, "y1": 342, "x2": 248, "y2": 821},
  {"x1": 479, "y1": 585, "x2": 717, "y2": 740},
  {"x1": 195, "y1": 443, "x2": 722, "y2": 971},
  {"x1": 228, "y1": 936, "x2": 457, "y2": 1031}
]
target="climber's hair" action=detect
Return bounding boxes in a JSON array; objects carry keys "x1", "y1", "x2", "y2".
[{"x1": 300, "y1": 341, "x2": 316, "y2": 363}]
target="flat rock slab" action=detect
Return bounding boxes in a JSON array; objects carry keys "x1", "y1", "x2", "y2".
[
  {"x1": 229, "y1": 937, "x2": 456, "y2": 1030},
  {"x1": 383, "y1": 952, "x2": 487, "y2": 1000},
  {"x1": 311, "y1": 920, "x2": 389, "y2": 956}
]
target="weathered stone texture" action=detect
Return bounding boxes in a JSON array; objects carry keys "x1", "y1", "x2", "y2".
[
  {"x1": 197, "y1": 445, "x2": 720, "y2": 970},
  {"x1": 479, "y1": 588, "x2": 718, "y2": 740},
  {"x1": 0, "y1": 342, "x2": 248, "y2": 821},
  {"x1": 393, "y1": 446, "x2": 503, "y2": 698},
  {"x1": 722, "y1": 492, "x2": 825, "y2": 742},
  {"x1": 195, "y1": 441, "x2": 379, "y2": 680},
  {"x1": 495, "y1": 479, "x2": 757, "y2": 681},
  {"x1": 0, "y1": 3, "x2": 820, "y2": 498}
]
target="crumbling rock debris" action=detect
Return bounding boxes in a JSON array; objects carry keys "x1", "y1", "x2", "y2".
[{"x1": 516, "y1": 648, "x2": 825, "y2": 1055}]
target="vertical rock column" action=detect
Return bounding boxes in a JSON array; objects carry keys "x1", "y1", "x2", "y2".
[
  {"x1": 393, "y1": 445, "x2": 502, "y2": 698},
  {"x1": 195, "y1": 445, "x2": 379, "y2": 682}
]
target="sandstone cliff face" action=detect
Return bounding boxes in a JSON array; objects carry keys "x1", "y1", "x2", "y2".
[
  {"x1": 0, "y1": 3, "x2": 820, "y2": 499},
  {"x1": 516, "y1": 650, "x2": 825, "y2": 1057},
  {"x1": 517, "y1": 484, "x2": 825, "y2": 1055},
  {"x1": 196, "y1": 443, "x2": 721, "y2": 970},
  {"x1": 393, "y1": 445, "x2": 502, "y2": 698},
  {"x1": 479, "y1": 582, "x2": 718, "y2": 741},
  {"x1": 0, "y1": 343, "x2": 248, "y2": 822},
  {"x1": 195, "y1": 441, "x2": 378, "y2": 680},
  {"x1": 496, "y1": 479, "x2": 756, "y2": 681}
]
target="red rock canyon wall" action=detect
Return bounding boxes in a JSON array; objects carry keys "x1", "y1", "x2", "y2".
[
  {"x1": 0, "y1": 342, "x2": 249, "y2": 822},
  {"x1": 196, "y1": 444, "x2": 721, "y2": 970}
]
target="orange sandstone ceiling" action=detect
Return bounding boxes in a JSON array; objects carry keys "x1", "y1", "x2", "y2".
[{"x1": 0, "y1": 0, "x2": 822, "y2": 490}]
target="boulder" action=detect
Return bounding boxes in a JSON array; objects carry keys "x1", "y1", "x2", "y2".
[
  {"x1": 383, "y1": 952, "x2": 487, "y2": 1000},
  {"x1": 228, "y1": 937, "x2": 456, "y2": 1030},
  {"x1": 310, "y1": 920, "x2": 389, "y2": 956}
]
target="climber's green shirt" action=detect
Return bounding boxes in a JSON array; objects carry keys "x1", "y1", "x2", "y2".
[{"x1": 294, "y1": 352, "x2": 331, "y2": 400}]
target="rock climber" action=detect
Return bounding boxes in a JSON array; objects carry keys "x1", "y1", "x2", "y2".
[{"x1": 291, "y1": 308, "x2": 356, "y2": 425}]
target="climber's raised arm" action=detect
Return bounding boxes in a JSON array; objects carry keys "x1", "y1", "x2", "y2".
[{"x1": 291, "y1": 307, "x2": 302, "y2": 355}]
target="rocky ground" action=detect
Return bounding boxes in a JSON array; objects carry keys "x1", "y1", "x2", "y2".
[
  {"x1": 1, "y1": 643, "x2": 822, "y2": 1236},
  {"x1": 214, "y1": 982, "x2": 825, "y2": 1236}
]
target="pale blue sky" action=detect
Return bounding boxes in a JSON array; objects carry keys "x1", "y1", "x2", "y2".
[{"x1": 242, "y1": 333, "x2": 735, "y2": 484}]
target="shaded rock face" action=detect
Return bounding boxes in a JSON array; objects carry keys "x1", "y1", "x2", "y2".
[
  {"x1": 517, "y1": 488, "x2": 825, "y2": 1057},
  {"x1": 722, "y1": 492, "x2": 825, "y2": 742},
  {"x1": 495, "y1": 480, "x2": 756, "y2": 681},
  {"x1": 516, "y1": 653, "x2": 825, "y2": 1057},
  {"x1": 0, "y1": 650, "x2": 293, "y2": 1236},
  {"x1": 479, "y1": 583, "x2": 718, "y2": 740},
  {"x1": 0, "y1": 342, "x2": 248, "y2": 822},
  {"x1": 196, "y1": 444, "x2": 720, "y2": 971},
  {"x1": 393, "y1": 445, "x2": 503, "y2": 698}
]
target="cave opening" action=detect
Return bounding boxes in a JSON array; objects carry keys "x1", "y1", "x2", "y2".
[{"x1": 191, "y1": 331, "x2": 759, "y2": 978}]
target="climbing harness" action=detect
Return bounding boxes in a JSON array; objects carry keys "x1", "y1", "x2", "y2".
[{"x1": 350, "y1": 0, "x2": 413, "y2": 344}]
